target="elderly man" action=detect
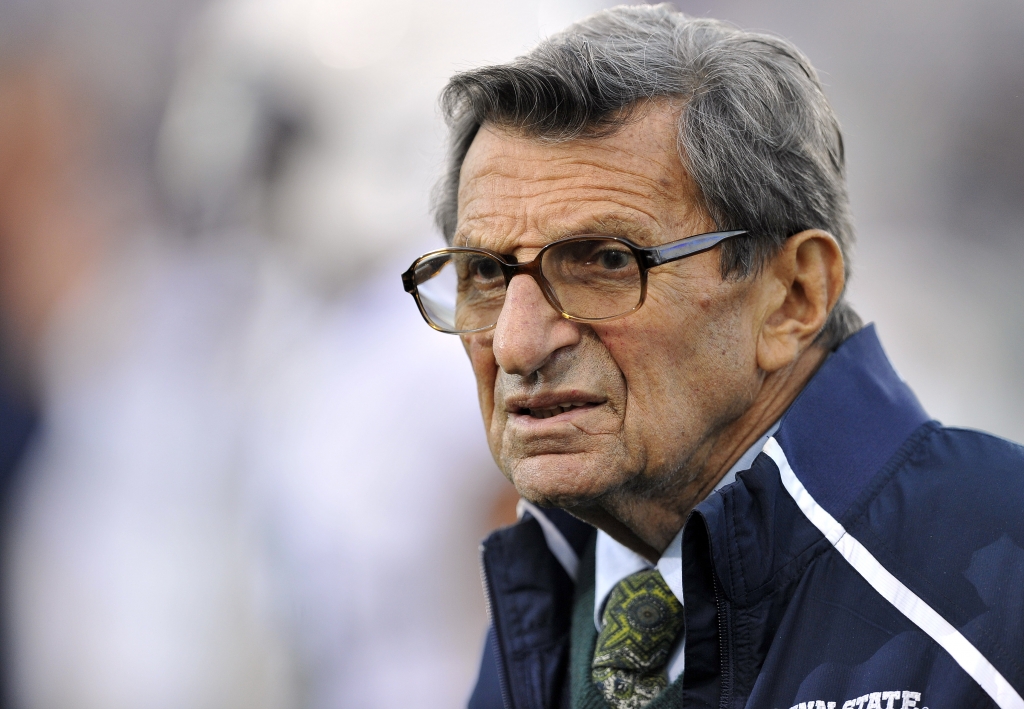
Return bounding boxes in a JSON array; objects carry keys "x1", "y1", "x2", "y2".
[{"x1": 402, "y1": 6, "x2": 1024, "y2": 709}]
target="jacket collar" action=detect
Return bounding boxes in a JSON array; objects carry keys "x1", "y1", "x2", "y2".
[
  {"x1": 690, "y1": 324, "x2": 934, "y2": 608},
  {"x1": 772, "y1": 323, "x2": 931, "y2": 521}
]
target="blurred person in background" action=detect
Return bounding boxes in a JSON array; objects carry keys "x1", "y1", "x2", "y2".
[
  {"x1": 153, "y1": 2, "x2": 522, "y2": 705},
  {"x1": 0, "y1": 0, "x2": 302, "y2": 705},
  {"x1": 0, "y1": 55, "x2": 52, "y2": 634},
  {"x1": 0, "y1": 0, "x2": 523, "y2": 707},
  {"x1": 0, "y1": 1, "x2": 216, "y2": 704}
]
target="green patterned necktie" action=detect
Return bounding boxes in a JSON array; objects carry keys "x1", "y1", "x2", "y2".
[{"x1": 592, "y1": 568, "x2": 685, "y2": 709}]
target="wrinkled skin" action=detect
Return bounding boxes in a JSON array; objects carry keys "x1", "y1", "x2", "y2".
[{"x1": 456, "y1": 103, "x2": 844, "y2": 559}]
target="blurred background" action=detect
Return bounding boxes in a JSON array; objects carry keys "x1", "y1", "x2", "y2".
[{"x1": 0, "y1": 0, "x2": 1020, "y2": 707}]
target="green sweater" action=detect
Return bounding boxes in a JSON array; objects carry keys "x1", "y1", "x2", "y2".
[{"x1": 570, "y1": 543, "x2": 686, "y2": 709}]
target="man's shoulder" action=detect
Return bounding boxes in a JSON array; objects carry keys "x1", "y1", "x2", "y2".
[
  {"x1": 851, "y1": 423, "x2": 1024, "y2": 533},
  {"x1": 847, "y1": 423, "x2": 1024, "y2": 618},
  {"x1": 928, "y1": 424, "x2": 1024, "y2": 466},
  {"x1": 886, "y1": 424, "x2": 1024, "y2": 509}
]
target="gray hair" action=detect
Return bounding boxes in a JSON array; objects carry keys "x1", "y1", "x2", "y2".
[{"x1": 433, "y1": 3, "x2": 861, "y2": 349}]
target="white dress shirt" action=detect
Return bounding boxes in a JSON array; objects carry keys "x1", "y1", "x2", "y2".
[{"x1": 593, "y1": 421, "x2": 781, "y2": 681}]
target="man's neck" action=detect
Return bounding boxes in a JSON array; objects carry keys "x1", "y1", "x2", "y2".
[{"x1": 570, "y1": 345, "x2": 828, "y2": 562}]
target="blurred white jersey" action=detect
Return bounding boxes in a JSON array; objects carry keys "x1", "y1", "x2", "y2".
[{"x1": 5, "y1": 235, "x2": 503, "y2": 709}]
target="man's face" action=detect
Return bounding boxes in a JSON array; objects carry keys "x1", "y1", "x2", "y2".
[{"x1": 456, "y1": 104, "x2": 765, "y2": 509}]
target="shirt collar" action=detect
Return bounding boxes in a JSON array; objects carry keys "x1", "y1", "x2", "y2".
[{"x1": 593, "y1": 420, "x2": 781, "y2": 630}]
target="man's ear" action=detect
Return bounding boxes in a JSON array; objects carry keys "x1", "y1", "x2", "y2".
[{"x1": 756, "y1": 229, "x2": 845, "y2": 373}]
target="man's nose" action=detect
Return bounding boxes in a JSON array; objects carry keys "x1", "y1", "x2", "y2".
[{"x1": 492, "y1": 275, "x2": 580, "y2": 377}]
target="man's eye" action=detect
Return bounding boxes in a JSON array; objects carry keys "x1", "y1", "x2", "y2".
[
  {"x1": 470, "y1": 258, "x2": 502, "y2": 281},
  {"x1": 595, "y1": 249, "x2": 633, "y2": 270}
]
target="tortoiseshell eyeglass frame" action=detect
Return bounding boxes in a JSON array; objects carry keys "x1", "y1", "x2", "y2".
[{"x1": 401, "y1": 229, "x2": 748, "y2": 334}]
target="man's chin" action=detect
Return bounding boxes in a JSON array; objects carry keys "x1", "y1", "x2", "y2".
[{"x1": 505, "y1": 452, "x2": 626, "y2": 509}]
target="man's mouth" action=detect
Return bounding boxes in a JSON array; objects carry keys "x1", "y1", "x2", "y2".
[
  {"x1": 518, "y1": 402, "x2": 595, "y2": 419},
  {"x1": 506, "y1": 391, "x2": 605, "y2": 420}
]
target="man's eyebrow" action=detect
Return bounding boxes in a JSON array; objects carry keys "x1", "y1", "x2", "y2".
[
  {"x1": 551, "y1": 215, "x2": 656, "y2": 242},
  {"x1": 450, "y1": 227, "x2": 478, "y2": 247},
  {"x1": 452, "y1": 214, "x2": 657, "y2": 249}
]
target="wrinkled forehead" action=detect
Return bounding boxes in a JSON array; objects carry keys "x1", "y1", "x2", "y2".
[{"x1": 453, "y1": 106, "x2": 711, "y2": 255}]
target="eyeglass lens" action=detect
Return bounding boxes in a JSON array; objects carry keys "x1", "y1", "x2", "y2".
[{"x1": 413, "y1": 238, "x2": 643, "y2": 333}]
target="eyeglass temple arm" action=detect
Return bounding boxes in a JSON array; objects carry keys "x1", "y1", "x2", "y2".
[
  {"x1": 642, "y1": 230, "x2": 748, "y2": 268},
  {"x1": 402, "y1": 255, "x2": 450, "y2": 294},
  {"x1": 401, "y1": 269, "x2": 416, "y2": 293}
]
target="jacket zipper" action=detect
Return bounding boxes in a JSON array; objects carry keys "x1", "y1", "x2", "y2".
[
  {"x1": 712, "y1": 557, "x2": 733, "y2": 709},
  {"x1": 480, "y1": 542, "x2": 515, "y2": 709}
]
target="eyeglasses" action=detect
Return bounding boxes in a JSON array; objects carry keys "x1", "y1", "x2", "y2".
[{"x1": 401, "y1": 230, "x2": 747, "y2": 334}]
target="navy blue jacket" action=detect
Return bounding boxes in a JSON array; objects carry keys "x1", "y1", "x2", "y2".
[{"x1": 469, "y1": 326, "x2": 1024, "y2": 709}]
